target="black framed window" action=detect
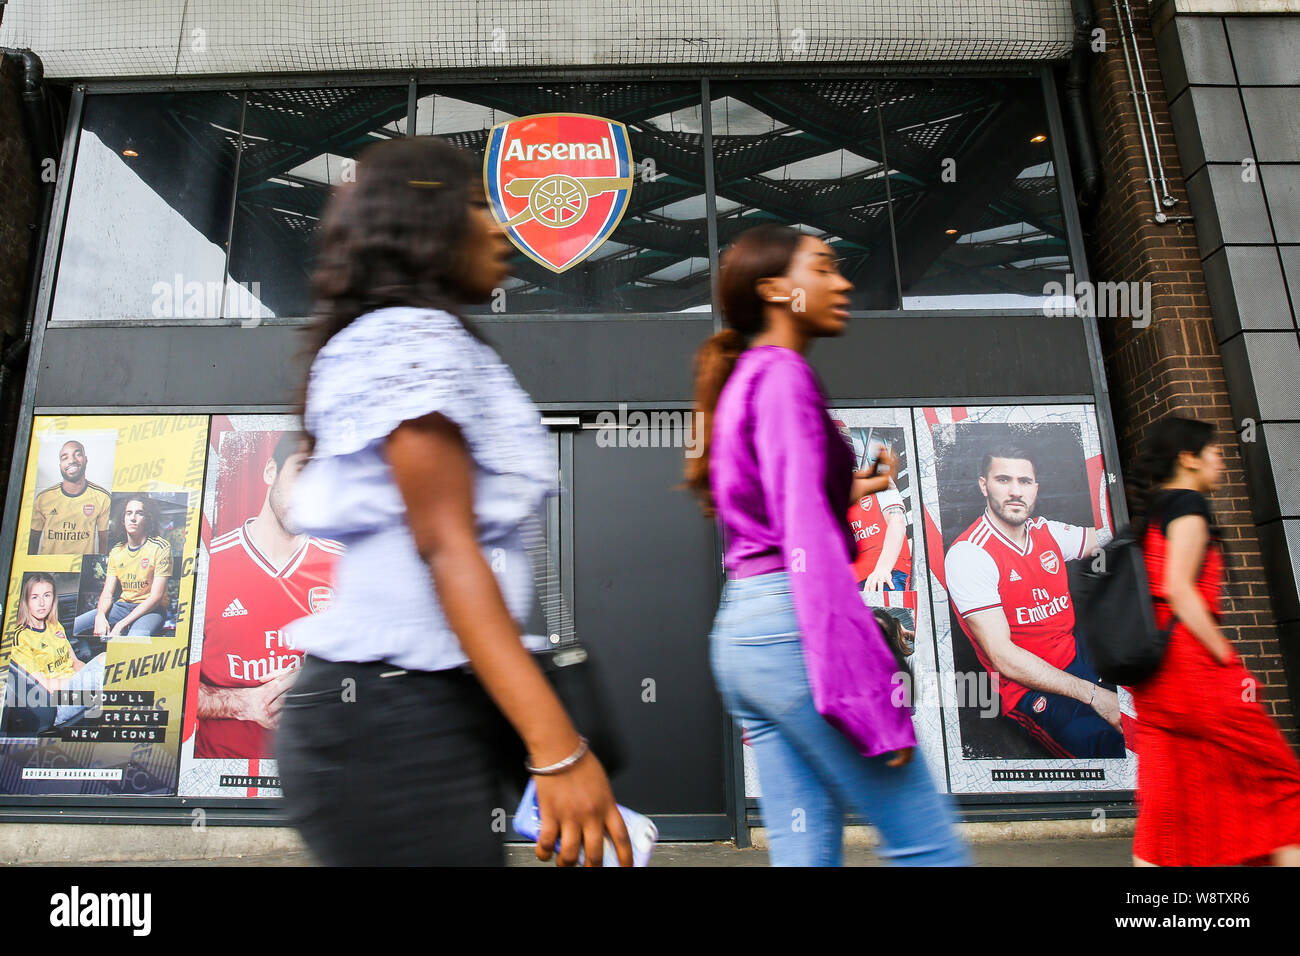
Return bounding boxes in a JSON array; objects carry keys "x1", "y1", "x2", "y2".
[
  {"x1": 50, "y1": 75, "x2": 1077, "y2": 323},
  {"x1": 51, "y1": 92, "x2": 243, "y2": 321},
  {"x1": 709, "y1": 80, "x2": 900, "y2": 310},
  {"x1": 223, "y1": 86, "x2": 411, "y2": 320},
  {"x1": 880, "y1": 78, "x2": 1073, "y2": 309},
  {"x1": 419, "y1": 81, "x2": 711, "y2": 315}
]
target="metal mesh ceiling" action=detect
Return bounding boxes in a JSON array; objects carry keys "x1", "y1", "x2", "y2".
[{"x1": 1, "y1": 0, "x2": 1075, "y2": 79}]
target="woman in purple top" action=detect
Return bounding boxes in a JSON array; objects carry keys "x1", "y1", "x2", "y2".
[{"x1": 687, "y1": 224, "x2": 968, "y2": 866}]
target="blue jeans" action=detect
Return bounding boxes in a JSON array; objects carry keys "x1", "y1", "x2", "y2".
[
  {"x1": 710, "y1": 571, "x2": 969, "y2": 866},
  {"x1": 74, "y1": 599, "x2": 164, "y2": 637}
]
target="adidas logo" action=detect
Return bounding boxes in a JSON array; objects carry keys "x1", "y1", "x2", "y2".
[
  {"x1": 222, "y1": 598, "x2": 249, "y2": 618},
  {"x1": 1008, "y1": 569, "x2": 1021, "y2": 582}
]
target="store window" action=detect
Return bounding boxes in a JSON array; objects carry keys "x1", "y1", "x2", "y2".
[
  {"x1": 880, "y1": 78, "x2": 1073, "y2": 310},
  {"x1": 709, "y1": 80, "x2": 900, "y2": 310},
  {"x1": 51, "y1": 92, "x2": 244, "y2": 321},
  {"x1": 223, "y1": 86, "x2": 410, "y2": 320},
  {"x1": 419, "y1": 81, "x2": 711, "y2": 315},
  {"x1": 50, "y1": 77, "x2": 1076, "y2": 323}
]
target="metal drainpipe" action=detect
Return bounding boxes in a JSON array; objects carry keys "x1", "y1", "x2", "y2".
[
  {"x1": 0, "y1": 49, "x2": 59, "y2": 460},
  {"x1": 1064, "y1": 0, "x2": 1103, "y2": 212}
]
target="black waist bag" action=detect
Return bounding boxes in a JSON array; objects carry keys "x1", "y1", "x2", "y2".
[{"x1": 1076, "y1": 526, "x2": 1174, "y2": 686}]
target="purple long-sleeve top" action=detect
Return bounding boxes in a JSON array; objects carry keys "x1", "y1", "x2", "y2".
[{"x1": 709, "y1": 345, "x2": 916, "y2": 757}]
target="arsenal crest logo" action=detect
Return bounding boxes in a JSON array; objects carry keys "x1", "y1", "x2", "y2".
[
  {"x1": 1039, "y1": 551, "x2": 1060, "y2": 575},
  {"x1": 308, "y1": 586, "x2": 334, "y2": 615},
  {"x1": 484, "y1": 113, "x2": 634, "y2": 273},
  {"x1": 83, "y1": 504, "x2": 95, "y2": 516}
]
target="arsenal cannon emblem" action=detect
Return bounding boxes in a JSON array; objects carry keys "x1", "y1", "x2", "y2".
[{"x1": 484, "y1": 113, "x2": 634, "y2": 273}]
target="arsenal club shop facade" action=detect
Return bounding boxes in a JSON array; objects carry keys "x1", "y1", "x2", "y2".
[{"x1": 0, "y1": 0, "x2": 1295, "y2": 841}]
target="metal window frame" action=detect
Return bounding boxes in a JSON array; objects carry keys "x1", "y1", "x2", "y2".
[
  {"x1": 46, "y1": 68, "x2": 1076, "y2": 329},
  {"x1": 0, "y1": 65, "x2": 1136, "y2": 829}
]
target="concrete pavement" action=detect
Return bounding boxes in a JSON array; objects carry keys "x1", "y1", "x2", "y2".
[{"x1": 12, "y1": 835, "x2": 1135, "y2": 866}]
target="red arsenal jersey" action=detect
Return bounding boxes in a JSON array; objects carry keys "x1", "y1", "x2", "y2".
[
  {"x1": 847, "y1": 488, "x2": 913, "y2": 582},
  {"x1": 944, "y1": 512, "x2": 1088, "y2": 713},
  {"x1": 196, "y1": 520, "x2": 343, "y2": 759}
]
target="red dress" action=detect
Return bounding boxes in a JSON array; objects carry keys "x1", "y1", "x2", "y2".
[{"x1": 1132, "y1": 489, "x2": 1300, "y2": 865}]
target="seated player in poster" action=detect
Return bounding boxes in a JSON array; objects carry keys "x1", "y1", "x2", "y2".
[
  {"x1": 74, "y1": 496, "x2": 173, "y2": 637},
  {"x1": 943, "y1": 445, "x2": 1124, "y2": 759},
  {"x1": 196, "y1": 432, "x2": 342, "y2": 759},
  {"x1": 28, "y1": 440, "x2": 111, "y2": 555}
]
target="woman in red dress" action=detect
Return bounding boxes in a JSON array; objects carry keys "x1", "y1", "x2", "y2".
[{"x1": 1132, "y1": 416, "x2": 1300, "y2": 866}]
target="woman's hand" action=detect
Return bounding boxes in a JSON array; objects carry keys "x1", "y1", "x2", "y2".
[
  {"x1": 534, "y1": 752, "x2": 633, "y2": 867},
  {"x1": 93, "y1": 613, "x2": 111, "y2": 638},
  {"x1": 885, "y1": 746, "x2": 914, "y2": 768}
]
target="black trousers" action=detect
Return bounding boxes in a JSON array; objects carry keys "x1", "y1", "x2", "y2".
[{"x1": 276, "y1": 655, "x2": 526, "y2": 866}]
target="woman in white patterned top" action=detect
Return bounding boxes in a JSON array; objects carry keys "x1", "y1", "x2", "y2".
[{"x1": 276, "y1": 136, "x2": 631, "y2": 866}]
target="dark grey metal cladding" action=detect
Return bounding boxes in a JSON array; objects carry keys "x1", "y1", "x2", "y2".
[
  {"x1": 1184, "y1": 164, "x2": 1275, "y2": 258},
  {"x1": 1257, "y1": 519, "x2": 1300, "y2": 624},
  {"x1": 1280, "y1": 622, "x2": 1300, "y2": 708},
  {"x1": 1241, "y1": 88, "x2": 1300, "y2": 163},
  {"x1": 1218, "y1": 331, "x2": 1300, "y2": 425},
  {"x1": 1225, "y1": 17, "x2": 1300, "y2": 86},
  {"x1": 1202, "y1": 246, "x2": 1295, "y2": 338},
  {"x1": 1280, "y1": 247, "x2": 1300, "y2": 328},
  {"x1": 35, "y1": 315, "x2": 1098, "y2": 408},
  {"x1": 1262, "y1": 423, "x2": 1300, "y2": 522},
  {"x1": 812, "y1": 315, "x2": 1095, "y2": 400},
  {"x1": 1168, "y1": 85, "x2": 1251, "y2": 175},
  {"x1": 1260, "y1": 165, "x2": 1300, "y2": 244},
  {"x1": 1155, "y1": 14, "x2": 1236, "y2": 102},
  {"x1": 1238, "y1": 420, "x2": 1300, "y2": 525},
  {"x1": 34, "y1": 325, "x2": 313, "y2": 407}
]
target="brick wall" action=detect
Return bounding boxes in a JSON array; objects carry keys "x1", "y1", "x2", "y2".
[{"x1": 1082, "y1": 0, "x2": 1297, "y2": 742}]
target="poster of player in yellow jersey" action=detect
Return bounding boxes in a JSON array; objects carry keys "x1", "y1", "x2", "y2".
[{"x1": 0, "y1": 415, "x2": 207, "y2": 796}]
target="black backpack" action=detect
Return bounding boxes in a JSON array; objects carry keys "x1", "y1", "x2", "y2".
[{"x1": 1076, "y1": 525, "x2": 1174, "y2": 686}]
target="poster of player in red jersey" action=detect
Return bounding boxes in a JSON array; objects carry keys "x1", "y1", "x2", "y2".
[
  {"x1": 915, "y1": 405, "x2": 1136, "y2": 795},
  {"x1": 737, "y1": 408, "x2": 946, "y2": 803},
  {"x1": 178, "y1": 416, "x2": 343, "y2": 799}
]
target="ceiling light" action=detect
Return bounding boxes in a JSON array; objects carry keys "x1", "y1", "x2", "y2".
[
  {"x1": 945, "y1": 228, "x2": 959, "y2": 235},
  {"x1": 122, "y1": 148, "x2": 139, "y2": 157},
  {"x1": 1030, "y1": 134, "x2": 1047, "y2": 144}
]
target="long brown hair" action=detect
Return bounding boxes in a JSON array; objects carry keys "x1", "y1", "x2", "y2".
[
  {"x1": 15, "y1": 572, "x2": 57, "y2": 630},
  {"x1": 685, "y1": 224, "x2": 803, "y2": 514},
  {"x1": 299, "y1": 136, "x2": 485, "y2": 443}
]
